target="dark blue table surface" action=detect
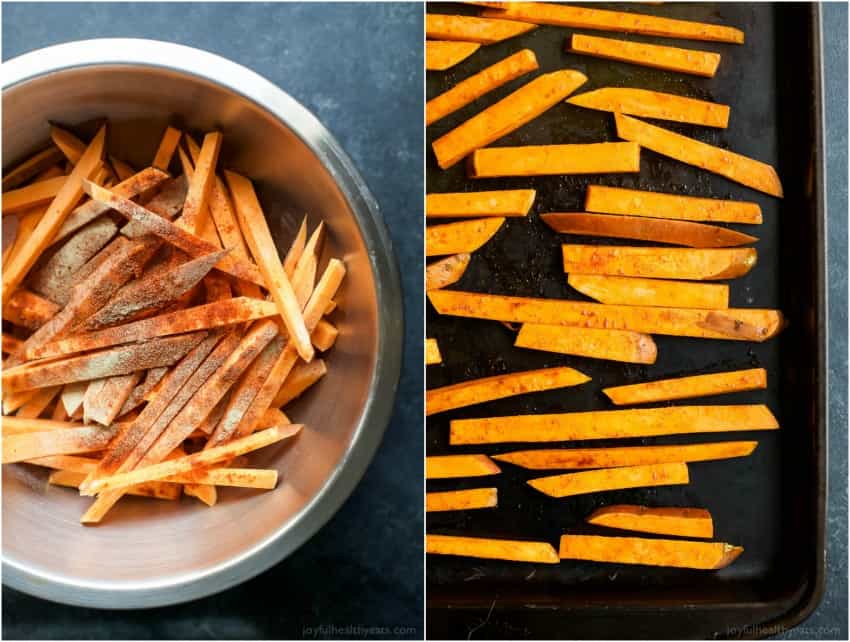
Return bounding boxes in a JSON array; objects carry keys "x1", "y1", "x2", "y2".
[{"x1": 2, "y1": 3, "x2": 424, "y2": 639}]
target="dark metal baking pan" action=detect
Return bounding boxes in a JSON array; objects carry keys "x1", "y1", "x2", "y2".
[{"x1": 425, "y1": 2, "x2": 826, "y2": 638}]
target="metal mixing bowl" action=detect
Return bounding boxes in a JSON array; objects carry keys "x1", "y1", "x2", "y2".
[{"x1": 2, "y1": 39, "x2": 403, "y2": 608}]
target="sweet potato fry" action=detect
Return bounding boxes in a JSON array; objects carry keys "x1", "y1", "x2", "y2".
[
  {"x1": 60, "y1": 382, "x2": 87, "y2": 417},
  {"x1": 3, "y1": 417, "x2": 79, "y2": 435},
  {"x1": 426, "y1": 189, "x2": 535, "y2": 218},
  {"x1": 426, "y1": 454, "x2": 501, "y2": 479},
  {"x1": 426, "y1": 254, "x2": 472, "y2": 291},
  {"x1": 515, "y1": 323, "x2": 657, "y2": 364},
  {"x1": 25, "y1": 454, "x2": 99, "y2": 472},
  {"x1": 615, "y1": 114, "x2": 783, "y2": 197},
  {"x1": 152, "y1": 126, "x2": 182, "y2": 170},
  {"x1": 427, "y1": 366, "x2": 589, "y2": 416},
  {"x1": 450, "y1": 404, "x2": 778, "y2": 444},
  {"x1": 292, "y1": 222, "x2": 323, "y2": 308},
  {"x1": 568, "y1": 274, "x2": 729, "y2": 309},
  {"x1": 428, "y1": 290, "x2": 784, "y2": 341},
  {"x1": 426, "y1": 534, "x2": 559, "y2": 563},
  {"x1": 562, "y1": 245, "x2": 757, "y2": 280},
  {"x1": 542, "y1": 213, "x2": 756, "y2": 248},
  {"x1": 427, "y1": 488, "x2": 498, "y2": 512},
  {"x1": 585, "y1": 185, "x2": 762, "y2": 224},
  {"x1": 181, "y1": 132, "x2": 223, "y2": 233},
  {"x1": 312, "y1": 320, "x2": 339, "y2": 352},
  {"x1": 493, "y1": 441, "x2": 758, "y2": 469},
  {"x1": 426, "y1": 13, "x2": 537, "y2": 44},
  {"x1": 50, "y1": 125, "x2": 88, "y2": 164},
  {"x1": 47, "y1": 469, "x2": 182, "y2": 500},
  {"x1": 30, "y1": 218, "x2": 119, "y2": 305},
  {"x1": 478, "y1": 2, "x2": 744, "y2": 44},
  {"x1": 54, "y1": 167, "x2": 170, "y2": 244},
  {"x1": 224, "y1": 170, "x2": 313, "y2": 361},
  {"x1": 4, "y1": 206, "x2": 47, "y2": 271},
  {"x1": 283, "y1": 217, "x2": 308, "y2": 278},
  {"x1": 2, "y1": 175, "x2": 67, "y2": 215},
  {"x1": 83, "y1": 181, "x2": 264, "y2": 285},
  {"x1": 109, "y1": 157, "x2": 136, "y2": 182},
  {"x1": 469, "y1": 142, "x2": 640, "y2": 178},
  {"x1": 426, "y1": 41, "x2": 481, "y2": 71},
  {"x1": 426, "y1": 339, "x2": 443, "y2": 365},
  {"x1": 604, "y1": 368, "x2": 767, "y2": 406},
  {"x1": 529, "y1": 462, "x2": 689, "y2": 497},
  {"x1": 15, "y1": 385, "x2": 61, "y2": 419},
  {"x1": 118, "y1": 367, "x2": 169, "y2": 417},
  {"x1": 2, "y1": 333, "x2": 23, "y2": 356},
  {"x1": 3, "y1": 289, "x2": 61, "y2": 330},
  {"x1": 3, "y1": 423, "x2": 119, "y2": 463},
  {"x1": 2, "y1": 126, "x2": 105, "y2": 303},
  {"x1": 32, "y1": 297, "x2": 277, "y2": 359},
  {"x1": 569, "y1": 34, "x2": 720, "y2": 77},
  {"x1": 83, "y1": 373, "x2": 143, "y2": 426},
  {"x1": 587, "y1": 505, "x2": 713, "y2": 538},
  {"x1": 567, "y1": 88, "x2": 729, "y2": 128},
  {"x1": 426, "y1": 218, "x2": 504, "y2": 256},
  {"x1": 84, "y1": 423, "x2": 301, "y2": 493},
  {"x1": 3, "y1": 333, "x2": 206, "y2": 392},
  {"x1": 698, "y1": 311, "x2": 770, "y2": 341},
  {"x1": 433, "y1": 70, "x2": 587, "y2": 169},
  {"x1": 559, "y1": 534, "x2": 742, "y2": 569},
  {"x1": 272, "y1": 358, "x2": 327, "y2": 408},
  {"x1": 83, "y1": 249, "x2": 228, "y2": 330},
  {"x1": 3, "y1": 145, "x2": 65, "y2": 190},
  {"x1": 427, "y1": 49, "x2": 539, "y2": 125}
]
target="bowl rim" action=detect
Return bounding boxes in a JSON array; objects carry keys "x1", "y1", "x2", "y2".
[{"x1": 2, "y1": 38, "x2": 404, "y2": 609}]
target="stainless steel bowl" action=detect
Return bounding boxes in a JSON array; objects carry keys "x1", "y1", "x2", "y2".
[{"x1": 2, "y1": 39, "x2": 403, "y2": 608}]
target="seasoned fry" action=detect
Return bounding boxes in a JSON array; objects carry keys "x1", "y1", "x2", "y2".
[
  {"x1": 32, "y1": 297, "x2": 277, "y2": 359},
  {"x1": 181, "y1": 132, "x2": 223, "y2": 233},
  {"x1": 469, "y1": 142, "x2": 640, "y2": 178},
  {"x1": 3, "y1": 333, "x2": 206, "y2": 391},
  {"x1": 569, "y1": 34, "x2": 720, "y2": 78},
  {"x1": 47, "y1": 469, "x2": 182, "y2": 500},
  {"x1": 2, "y1": 333, "x2": 23, "y2": 356},
  {"x1": 450, "y1": 404, "x2": 778, "y2": 444},
  {"x1": 562, "y1": 245, "x2": 757, "y2": 280},
  {"x1": 427, "y1": 366, "x2": 589, "y2": 416},
  {"x1": 152, "y1": 126, "x2": 182, "y2": 170},
  {"x1": 283, "y1": 217, "x2": 308, "y2": 278},
  {"x1": 426, "y1": 218, "x2": 504, "y2": 256},
  {"x1": 567, "y1": 88, "x2": 729, "y2": 128},
  {"x1": 528, "y1": 462, "x2": 689, "y2": 497},
  {"x1": 585, "y1": 185, "x2": 762, "y2": 224},
  {"x1": 426, "y1": 339, "x2": 443, "y2": 365},
  {"x1": 478, "y1": 2, "x2": 744, "y2": 44},
  {"x1": 615, "y1": 114, "x2": 783, "y2": 197},
  {"x1": 3, "y1": 145, "x2": 65, "y2": 191},
  {"x1": 542, "y1": 213, "x2": 757, "y2": 248},
  {"x1": 3, "y1": 289, "x2": 61, "y2": 330},
  {"x1": 292, "y1": 222, "x2": 323, "y2": 308},
  {"x1": 271, "y1": 358, "x2": 327, "y2": 408},
  {"x1": 225, "y1": 170, "x2": 314, "y2": 361},
  {"x1": 426, "y1": 534, "x2": 559, "y2": 563},
  {"x1": 426, "y1": 254, "x2": 472, "y2": 291},
  {"x1": 426, "y1": 189, "x2": 535, "y2": 218},
  {"x1": 118, "y1": 367, "x2": 169, "y2": 417},
  {"x1": 587, "y1": 505, "x2": 714, "y2": 538},
  {"x1": 2, "y1": 175, "x2": 67, "y2": 215},
  {"x1": 83, "y1": 249, "x2": 227, "y2": 330},
  {"x1": 426, "y1": 49, "x2": 539, "y2": 125},
  {"x1": 3, "y1": 417, "x2": 77, "y2": 435},
  {"x1": 559, "y1": 534, "x2": 743, "y2": 569},
  {"x1": 3, "y1": 423, "x2": 119, "y2": 463},
  {"x1": 428, "y1": 290, "x2": 784, "y2": 341},
  {"x1": 60, "y1": 382, "x2": 87, "y2": 416},
  {"x1": 515, "y1": 323, "x2": 657, "y2": 364},
  {"x1": 83, "y1": 373, "x2": 142, "y2": 426},
  {"x1": 83, "y1": 181, "x2": 265, "y2": 285},
  {"x1": 568, "y1": 274, "x2": 729, "y2": 309},
  {"x1": 433, "y1": 70, "x2": 587, "y2": 169},
  {"x1": 426, "y1": 454, "x2": 501, "y2": 479},
  {"x1": 426, "y1": 41, "x2": 481, "y2": 71},
  {"x1": 427, "y1": 488, "x2": 498, "y2": 512},
  {"x1": 312, "y1": 320, "x2": 338, "y2": 352},
  {"x1": 426, "y1": 13, "x2": 537, "y2": 44},
  {"x1": 493, "y1": 441, "x2": 759, "y2": 469},
  {"x1": 15, "y1": 385, "x2": 61, "y2": 419},
  {"x1": 84, "y1": 423, "x2": 301, "y2": 493},
  {"x1": 2, "y1": 126, "x2": 105, "y2": 303},
  {"x1": 604, "y1": 368, "x2": 767, "y2": 405},
  {"x1": 697, "y1": 311, "x2": 772, "y2": 341}
]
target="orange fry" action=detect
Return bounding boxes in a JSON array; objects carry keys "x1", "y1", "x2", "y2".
[
  {"x1": 426, "y1": 41, "x2": 480, "y2": 71},
  {"x1": 426, "y1": 488, "x2": 497, "y2": 512},
  {"x1": 426, "y1": 254, "x2": 472, "y2": 291},
  {"x1": 528, "y1": 462, "x2": 689, "y2": 497},
  {"x1": 3, "y1": 146, "x2": 65, "y2": 191},
  {"x1": 515, "y1": 323, "x2": 657, "y2": 364},
  {"x1": 426, "y1": 189, "x2": 535, "y2": 218},
  {"x1": 2, "y1": 175, "x2": 66, "y2": 215},
  {"x1": 426, "y1": 454, "x2": 501, "y2": 479},
  {"x1": 559, "y1": 534, "x2": 742, "y2": 569},
  {"x1": 426, "y1": 339, "x2": 443, "y2": 365},
  {"x1": 427, "y1": 534, "x2": 559, "y2": 564},
  {"x1": 469, "y1": 142, "x2": 639, "y2": 178},
  {"x1": 569, "y1": 34, "x2": 720, "y2": 78},
  {"x1": 567, "y1": 88, "x2": 729, "y2": 128},
  {"x1": 426, "y1": 218, "x2": 504, "y2": 256},
  {"x1": 425, "y1": 13, "x2": 536, "y2": 44},
  {"x1": 152, "y1": 126, "x2": 182, "y2": 170},
  {"x1": 604, "y1": 368, "x2": 767, "y2": 405},
  {"x1": 587, "y1": 505, "x2": 714, "y2": 539},
  {"x1": 568, "y1": 274, "x2": 729, "y2": 309}
]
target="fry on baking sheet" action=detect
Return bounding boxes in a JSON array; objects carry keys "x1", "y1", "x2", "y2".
[
  {"x1": 426, "y1": 488, "x2": 498, "y2": 512},
  {"x1": 528, "y1": 462, "x2": 689, "y2": 498},
  {"x1": 426, "y1": 254, "x2": 472, "y2": 292},
  {"x1": 426, "y1": 454, "x2": 501, "y2": 479},
  {"x1": 427, "y1": 366, "x2": 589, "y2": 415},
  {"x1": 568, "y1": 274, "x2": 729, "y2": 309},
  {"x1": 515, "y1": 323, "x2": 657, "y2": 364},
  {"x1": 587, "y1": 505, "x2": 714, "y2": 539},
  {"x1": 426, "y1": 339, "x2": 443, "y2": 365},
  {"x1": 426, "y1": 41, "x2": 481, "y2": 71},
  {"x1": 468, "y1": 142, "x2": 640, "y2": 178},
  {"x1": 603, "y1": 368, "x2": 767, "y2": 405},
  {"x1": 425, "y1": 13, "x2": 537, "y2": 44},
  {"x1": 426, "y1": 218, "x2": 504, "y2": 256},
  {"x1": 559, "y1": 534, "x2": 742, "y2": 569},
  {"x1": 427, "y1": 534, "x2": 559, "y2": 564},
  {"x1": 449, "y1": 404, "x2": 778, "y2": 444},
  {"x1": 426, "y1": 189, "x2": 535, "y2": 218},
  {"x1": 567, "y1": 88, "x2": 729, "y2": 128}
]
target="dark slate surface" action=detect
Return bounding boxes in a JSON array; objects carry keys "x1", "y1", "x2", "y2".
[{"x1": 1, "y1": 3, "x2": 423, "y2": 640}]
